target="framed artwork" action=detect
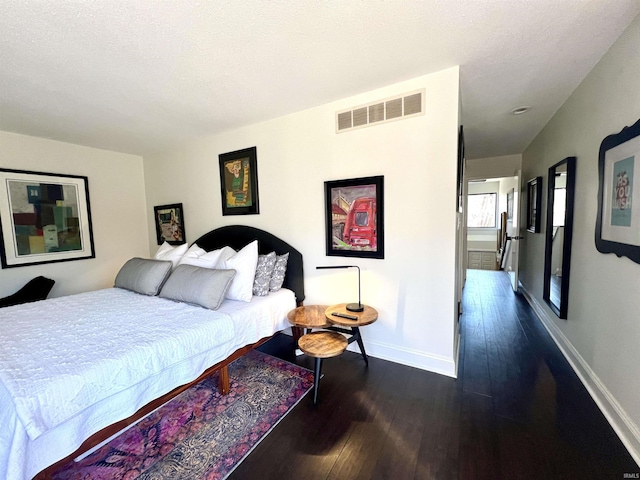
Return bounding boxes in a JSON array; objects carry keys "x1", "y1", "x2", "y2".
[
  {"x1": 218, "y1": 147, "x2": 259, "y2": 216},
  {"x1": 154, "y1": 203, "x2": 186, "y2": 245},
  {"x1": 526, "y1": 176, "x2": 542, "y2": 233},
  {"x1": 0, "y1": 168, "x2": 95, "y2": 268},
  {"x1": 507, "y1": 188, "x2": 514, "y2": 221},
  {"x1": 595, "y1": 118, "x2": 640, "y2": 264},
  {"x1": 457, "y1": 125, "x2": 465, "y2": 212},
  {"x1": 324, "y1": 175, "x2": 384, "y2": 259}
]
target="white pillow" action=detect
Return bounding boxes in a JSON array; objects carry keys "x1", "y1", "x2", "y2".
[
  {"x1": 219, "y1": 240, "x2": 258, "y2": 302},
  {"x1": 179, "y1": 244, "x2": 230, "y2": 269},
  {"x1": 216, "y1": 246, "x2": 237, "y2": 266},
  {"x1": 154, "y1": 242, "x2": 188, "y2": 269}
]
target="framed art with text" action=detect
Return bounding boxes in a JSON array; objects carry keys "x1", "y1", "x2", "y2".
[
  {"x1": 218, "y1": 147, "x2": 260, "y2": 216},
  {"x1": 154, "y1": 203, "x2": 186, "y2": 245},
  {"x1": 595, "y1": 118, "x2": 640, "y2": 264},
  {"x1": 324, "y1": 175, "x2": 384, "y2": 259},
  {"x1": 0, "y1": 168, "x2": 95, "y2": 268}
]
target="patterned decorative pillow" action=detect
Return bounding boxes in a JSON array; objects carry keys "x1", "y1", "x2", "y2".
[
  {"x1": 253, "y1": 251, "x2": 277, "y2": 296},
  {"x1": 269, "y1": 252, "x2": 289, "y2": 292}
]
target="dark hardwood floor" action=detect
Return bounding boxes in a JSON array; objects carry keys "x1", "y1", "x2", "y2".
[{"x1": 230, "y1": 269, "x2": 638, "y2": 479}]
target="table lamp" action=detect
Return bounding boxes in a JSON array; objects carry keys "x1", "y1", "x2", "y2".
[{"x1": 316, "y1": 265, "x2": 363, "y2": 312}]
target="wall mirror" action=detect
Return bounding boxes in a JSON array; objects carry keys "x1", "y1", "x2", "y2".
[{"x1": 543, "y1": 156, "x2": 576, "y2": 319}]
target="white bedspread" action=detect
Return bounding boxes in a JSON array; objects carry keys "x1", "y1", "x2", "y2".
[{"x1": 0, "y1": 287, "x2": 295, "y2": 480}]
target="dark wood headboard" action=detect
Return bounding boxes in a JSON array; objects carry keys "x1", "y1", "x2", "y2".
[{"x1": 193, "y1": 225, "x2": 305, "y2": 304}]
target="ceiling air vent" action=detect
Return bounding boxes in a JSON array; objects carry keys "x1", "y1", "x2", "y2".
[{"x1": 336, "y1": 89, "x2": 425, "y2": 133}]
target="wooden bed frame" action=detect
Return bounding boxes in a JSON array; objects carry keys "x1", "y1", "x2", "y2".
[{"x1": 36, "y1": 225, "x2": 304, "y2": 478}]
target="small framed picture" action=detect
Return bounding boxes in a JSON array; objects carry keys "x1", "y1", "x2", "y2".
[
  {"x1": 595, "y1": 118, "x2": 640, "y2": 264},
  {"x1": 154, "y1": 203, "x2": 186, "y2": 245},
  {"x1": 218, "y1": 147, "x2": 259, "y2": 216},
  {"x1": 324, "y1": 175, "x2": 384, "y2": 259},
  {"x1": 507, "y1": 188, "x2": 514, "y2": 221},
  {"x1": 526, "y1": 177, "x2": 542, "y2": 233}
]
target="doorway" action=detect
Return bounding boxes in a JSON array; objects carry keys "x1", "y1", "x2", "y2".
[{"x1": 464, "y1": 174, "x2": 521, "y2": 291}]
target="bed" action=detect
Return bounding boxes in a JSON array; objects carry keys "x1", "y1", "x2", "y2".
[{"x1": 0, "y1": 225, "x2": 305, "y2": 480}]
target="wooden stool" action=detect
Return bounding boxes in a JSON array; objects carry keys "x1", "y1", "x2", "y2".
[{"x1": 298, "y1": 331, "x2": 347, "y2": 404}]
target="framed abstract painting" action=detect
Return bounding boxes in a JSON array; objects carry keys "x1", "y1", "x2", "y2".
[{"x1": 0, "y1": 168, "x2": 95, "y2": 268}]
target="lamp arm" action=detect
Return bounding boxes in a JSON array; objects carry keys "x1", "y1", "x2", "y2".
[{"x1": 315, "y1": 264, "x2": 363, "y2": 312}]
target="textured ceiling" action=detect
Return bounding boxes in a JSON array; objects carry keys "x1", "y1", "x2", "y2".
[{"x1": 1, "y1": 1, "x2": 638, "y2": 159}]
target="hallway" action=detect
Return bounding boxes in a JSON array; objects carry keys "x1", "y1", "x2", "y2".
[
  {"x1": 241, "y1": 269, "x2": 638, "y2": 479},
  {"x1": 458, "y1": 269, "x2": 637, "y2": 478}
]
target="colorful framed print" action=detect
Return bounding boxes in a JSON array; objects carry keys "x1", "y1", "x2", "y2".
[
  {"x1": 0, "y1": 168, "x2": 95, "y2": 268},
  {"x1": 595, "y1": 118, "x2": 640, "y2": 264},
  {"x1": 218, "y1": 147, "x2": 259, "y2": 216},
  {"x1": 154, "y1": 203, "x2": 186, "y2": 245},
  {"x1": 526, "y1": 176, "x2": 542, "y2": 233},
  {"x1": 324, "y1": 175, "x2": 384, "y2": 259}
]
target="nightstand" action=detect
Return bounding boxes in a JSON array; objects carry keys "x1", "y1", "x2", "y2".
[{"x1": 325, "y1": 303, "x2": 378, "y2": 365}]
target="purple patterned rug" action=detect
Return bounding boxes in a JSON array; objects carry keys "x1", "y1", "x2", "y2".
[{"x1": 51, "y1": 350, "x2": 313, "y2": 480}]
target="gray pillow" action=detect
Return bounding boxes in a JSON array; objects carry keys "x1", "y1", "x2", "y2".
[
  {"x1": 253, "y1": 251, "x2": 276, "y2": 296},
  {"x1": 114, "y1": 258, "x2": 173, "y2": 296},
  {"x1": 159, "y1": 264, "x2": 236, "y2": 310},
  {"x1": 269, "y1": 252, "x2": 289, "y2": 292}
]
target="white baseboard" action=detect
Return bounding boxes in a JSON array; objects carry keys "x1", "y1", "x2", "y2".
[
  {"x1": 345, "y1": 338, "x2": 458, "y2": 378},
  {"x1": 521, "y1": 286, "x2": 640, "y2": 467},
  {"x1": 285, "y1": 326, "x2": 458, "y2": 378}
]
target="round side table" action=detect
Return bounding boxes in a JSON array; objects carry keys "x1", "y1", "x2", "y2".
[
  {"x1": 287, "y1": 305, "x2": 332, "y2": 330},
  {"x1": 287, "y1": 305, "x2": 331, "y2": 347},
  {"x1": 325, "y1": 303, "x2": 378, "y2": 327},
  {"x1": 298, "y1": 331, "x2": 348, "y2": 404},
  {"x1": 325, "y1": 303, "x2": 378, "y2": 365}
]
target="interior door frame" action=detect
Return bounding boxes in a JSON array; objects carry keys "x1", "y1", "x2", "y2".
[
  {"x1": 463, "y1": 172, "x2": 521, "y2": 290},
  {"x1": 508, "y1": 169, "x2": 522, "y2": 292}
]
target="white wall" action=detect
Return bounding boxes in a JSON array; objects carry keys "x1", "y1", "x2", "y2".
[
  {"x1": 498, "y1": 176, "x2": 518, "y2": 216},
  {"x1": 0, "y1": 132, "x2": 149, "y2": 297},
  {"x1": 468, "y1": 181, "x2": 500, "y2": 195},
  {"x1": 144, "y1": 68, "x2": 461, "y2": 376},
  {"x1": 519, "y1": 15, "x2": 640, "y2": 463},
  {"x1": 466, "y1": 154, "x2": 521, "y2": 180}
]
